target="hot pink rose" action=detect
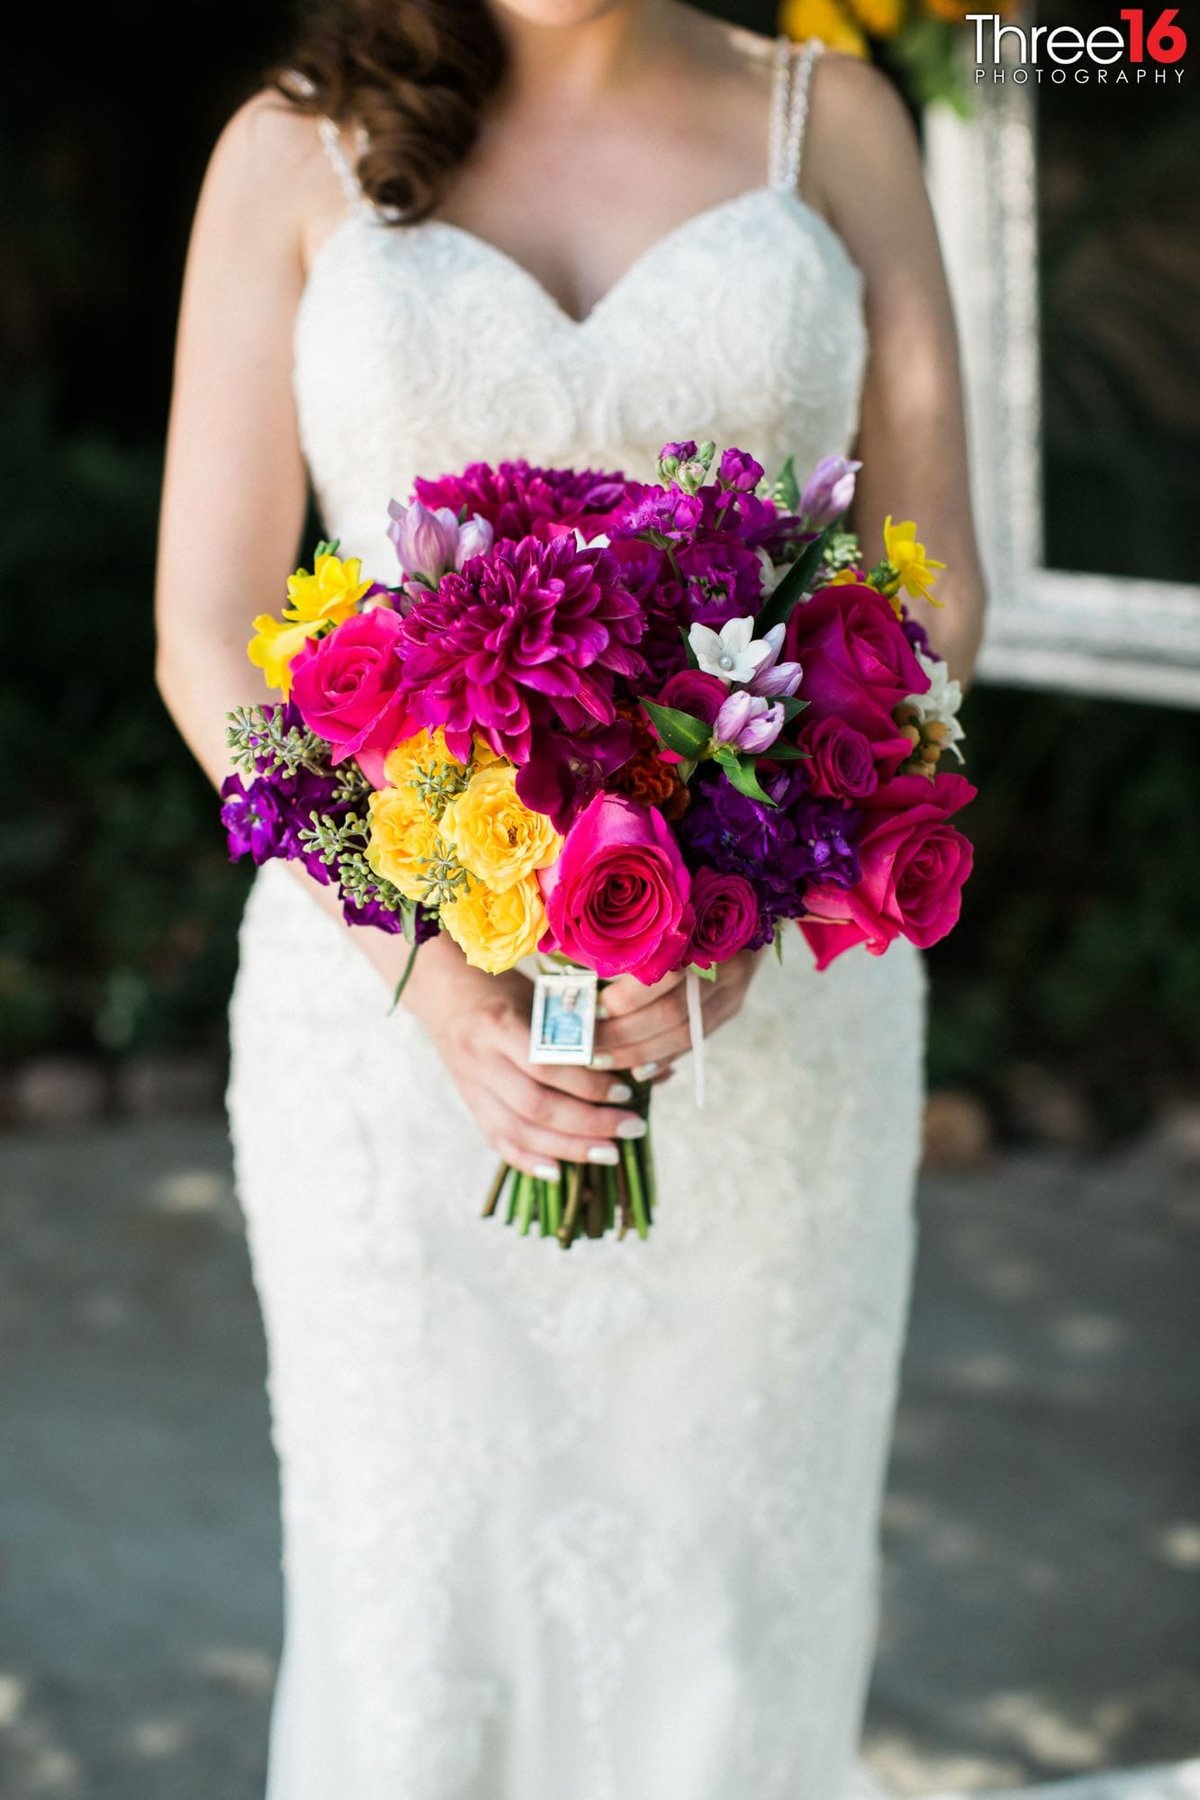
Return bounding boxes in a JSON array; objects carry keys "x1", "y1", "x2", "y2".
[
  {"x1": 538, "y1": 793, "x2": 693, "y2": 983},
  {"x1": 800, "y1": 772, "x2": 975, "y2": 970},
  {"x1": 799, "y1": 715, "x2": 879, "y2": 801},
  {"x1": 687, "y1": 869, "x2": 760, "y2": 970},
  {"x1": 785, "y1": 583, "x2": 929, "y2": 778},
  {"x1": 290, "y1": 607, "x2": 411, "y2": 788}
]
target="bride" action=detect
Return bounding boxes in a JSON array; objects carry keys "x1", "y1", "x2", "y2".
[{"x1": 153, "y1": 2, "x2": 997, "y2": 1796}]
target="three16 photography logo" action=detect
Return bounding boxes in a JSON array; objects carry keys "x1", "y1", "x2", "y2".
[{"x1": 968, "y1": 9, "x2": 1189, "y2": 82}]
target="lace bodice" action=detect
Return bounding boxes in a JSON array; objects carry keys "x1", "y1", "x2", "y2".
[{"x1": 291, "y1": 36, "x2": 866, "y2": 579}]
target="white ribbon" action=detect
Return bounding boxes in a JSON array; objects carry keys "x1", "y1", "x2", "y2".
[{"x1": 685, "y1": 969, "x2": 706, "y2": 1110}]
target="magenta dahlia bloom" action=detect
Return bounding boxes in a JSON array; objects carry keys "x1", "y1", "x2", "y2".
[
  {"x1": 398, "y1": 535, "x2": 646, "y2": 764},
  {"x1": 412, "y1": 459, "x2": 628, "y2": 544}
]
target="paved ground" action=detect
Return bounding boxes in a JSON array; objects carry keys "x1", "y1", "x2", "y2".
[{"x1": 1, "y1": 1119, "x2": 1197, "y2": 1799}]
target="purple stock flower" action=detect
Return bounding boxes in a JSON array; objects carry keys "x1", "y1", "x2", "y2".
[
  {"x1": 713, "y1": 690, "x2": 785, "y2": 754},
  {"x1": 900, "y1": 611, "x2": 934, "y2": 659},
  {"x1": 799, "y1": 455, "x2": 861, "y2": 528},
  {"x1": 220, "y1": 763, "x2": 344, "y2": 870},
  {"x1": 717, "y1": 447, "x2": 765, "y2": 492}
]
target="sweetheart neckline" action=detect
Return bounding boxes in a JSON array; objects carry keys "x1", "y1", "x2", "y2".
[{"x1": 296, "y1": 184, "x2": 863, "y2": 335}]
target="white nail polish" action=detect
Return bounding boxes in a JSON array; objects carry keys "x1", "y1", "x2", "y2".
[
  {"x1": 586, "y1": 1144, "x2": 619, "y2": 1166},
  {"x1": 631, "y1": 1061, "x2": 659, "y2": 1080},
  {"x1": 607, "y1": 1081, "x2": 633, "y2": 1104},
  {"x1": 533, "y1": 1161, "x2": 561, "y2": 1182},
  {"x1": 616, "y1": 1117, "x2": 647, "y2": 1141},
  {"x1": 595, "y1": 996, "x2": 610, "y2": 1020},
  {"x1": 590, "y1": 1052, "x2": 615, "y2": 1071}
]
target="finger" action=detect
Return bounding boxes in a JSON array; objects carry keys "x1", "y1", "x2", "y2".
[
  {"x1": 491, "y1": 1061, "x2": 647, "y2": 1149},
  {"x1": 519, "y1": 1060, "x2": 640, "y2": 1108},
  {"x1": 487, "y1": 1095, "x2": 646, "y2": 1177},
  {"x1": 599, "y1": 989, "x2": 743, "y2": 1074},
  {"x1": 593, "y1": 986, "x2": 690, "y2": 1059},
  {"x1": 600, "y1": 968, "x2": 685, "y2": 1020}
]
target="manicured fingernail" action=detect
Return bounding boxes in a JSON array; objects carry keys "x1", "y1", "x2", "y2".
[
  {"x1": 587, "y1": 1144, "x2": 619, "y2": 1166},
  {"x1": 631, "y1": 1061, "x2": 659, "y2": 1080},
  {"x1": 590, "y1": 1052, "x2": 614, "y2": 1071},
  {"x1": 595, "y1": 996, "x2": 610, "y2": 1020},
  {"x1": 533, "y1": 1161, "x2": 561, "y2": 1182},
  {"x1": 616, "y1": 1117, "x2": 647, "y2": 1140},
  {"x1": 607, "y1": 1081, "x2": 633, "y2": 1104}
]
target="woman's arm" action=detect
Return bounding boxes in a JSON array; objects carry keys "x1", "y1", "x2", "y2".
[
  {"x1": 805, "y1": 51, "x2": 988, "y2": 686},
  {"x1": 154, "y1": 92, "x2": 642, "y2": 1177}
]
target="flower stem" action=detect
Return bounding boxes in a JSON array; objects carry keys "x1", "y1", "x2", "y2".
[
  {"x1": 482, "y1": 1161, "x2": 510, "y2": 1218},
  {"x1": 622, "y1": 1140, "x2": 650, "y2": 1239}
]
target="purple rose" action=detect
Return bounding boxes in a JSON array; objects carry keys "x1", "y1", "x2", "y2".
[
  {"x1": 785, "y1": 582, "x2": 929, "y2": 779},
  {"x1": 687, "y1": 869, "x2": 760, "y2": 968},
  {"x1": 800, "y1": 716, "x2": 879, "y2": 801},
  {"x1": 656, "y1": 670, "x2": 727, "y2": 727}
]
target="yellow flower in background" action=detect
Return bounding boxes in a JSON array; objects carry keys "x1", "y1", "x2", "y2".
[
  {"x1": 828, "y1": 568, "x2": 861, "y2": 586},
  {"x1": 284, "y1": 553, "x2": 371, "y2": 627},
  {"x1": 441, "y1": 763, "x2": 562, "y2": 894},
  {"x1": 780, "y1": 0, "x2": 868, "y2": 57},
  {"x1": 246, "y1": 613, "x2": 315, "y2": 695},
  {"x1": 847, "y1": 0, "x2": 904, "y2": 34},
  {"x1": 382, "y1": 728, "x2": 464, "y2": 790},
  {"x1": 883, "y1": 516, "x2": 946, "y2": 608},
  {"x1": 365, "y1": 782, "x2": 443, "y2": 903},
  {"x1": 442, "y1": 873, "x2": 547, "y2": 975}
]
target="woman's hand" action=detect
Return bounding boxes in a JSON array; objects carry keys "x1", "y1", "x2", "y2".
[
  {"x1": 405, "y1": 939, "x2": 648, "y2": 1182},
  {"x1": 592, "y1": 952, "x2": 760, "y2": 1078}
]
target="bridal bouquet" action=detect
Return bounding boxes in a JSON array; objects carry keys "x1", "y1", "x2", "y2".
[{"x1": 222, "y1": 440, "x2": 974, "y2": 1246}]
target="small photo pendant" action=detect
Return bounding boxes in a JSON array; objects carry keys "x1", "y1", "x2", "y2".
[{"x1": 528, "y1": 969, "x2": 598, "y2": 1066}]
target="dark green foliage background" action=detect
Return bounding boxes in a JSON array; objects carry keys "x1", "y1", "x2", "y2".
[{"x1": 4, "y1": 3, "x2": 1197, "y2": 1130}]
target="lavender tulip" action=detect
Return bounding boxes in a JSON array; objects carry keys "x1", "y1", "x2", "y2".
[
  {"x1": 387, "y1": 498, "x2": 461, "y2": 582},
  {"x1": 799, "y1": 455, "x2": 862, "y2": 529},
  {"x1": 713, "y1": 690, "x2": 786, "y2": 755},
  {"x1": 455, "y1": 513, "x2": 495, "y2": 567}
]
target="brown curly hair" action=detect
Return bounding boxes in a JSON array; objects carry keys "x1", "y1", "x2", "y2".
[{"x1": 269, "y1": 0, "x2": 508, "y2": 223}]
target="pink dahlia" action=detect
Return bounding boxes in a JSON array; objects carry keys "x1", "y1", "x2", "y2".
[
  {"x1": 413, "y1": 459, "x2": 628, "y2": 544},
  {"x1": 398, "y1": 535, "x2": 646, "y2": 764}
]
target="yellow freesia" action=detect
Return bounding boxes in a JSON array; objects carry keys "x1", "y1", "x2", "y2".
[
  {"x1": 441, "y1": 762, "x2": 562, "y2": 894},
  {"x1": 441, "y1": 873, "x2": 547, "y2": 976},
  {"x1": 284, "y1": 553, "x2": 371, "y2": 626},
  {"x1": 365, "y1": 783, "x2": 443, "y2": 903},
  {"x1": 781, "y1": 0, "x2": 868, "y2": 57},
  {"x1": 246, "y1": 613, "x2": 318, "y2": 695},
  {"x1": 828, "y1": 568, "x2": 862, "y2": 586},
  {"x1": 883, "y1": 516, "x2": 946, "y2": 608}
]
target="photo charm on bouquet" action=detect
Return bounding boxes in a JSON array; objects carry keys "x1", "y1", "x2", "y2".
[
  {"x1": 528, "y1": 968, "x2": 598, "y2": 1066},
  {"x1": 221, "y1": 439, "x2": 975, "y2": 1246}
]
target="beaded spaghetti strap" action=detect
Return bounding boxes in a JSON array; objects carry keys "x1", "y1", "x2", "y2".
[
  {"x1": 316, "y1": 116, "x2": 377, "y2": 221},
  {"x1": 770, "y1": 35, "x2": 825, "y2": 193}
]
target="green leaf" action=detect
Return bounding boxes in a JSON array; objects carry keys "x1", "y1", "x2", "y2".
[
  {"x1": 641, "y1": 698, "x2": 713, "y2": 760},
  {"x1": 755, "y1": 523, "x2": 836, "y2": 637},
  {"x1": 771, "y1": 453, "x2": 800, "y2": 512},
  {"x1": 761, "y1": 743, "x2": 810, "y2": 762},
  {"x1": 389, "y1": 938, "x2": 422, "y2": 1013},
  {"x1": 714, "y1": 747, "x2": 777, "y2": 807},
  {"x1": 679, "y1": 626, "x2": 700, "y2": 669},
  {"x1": 685, "y1": 960, "x2": 719, "y2": 984},
  {"x1": 779, "y1": 696, "x2": 810, "y2": 721}
]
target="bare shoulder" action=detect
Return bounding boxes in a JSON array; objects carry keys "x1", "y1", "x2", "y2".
[
  {"x1": 803, "y1": 50, "x2": 924, "y2": 212},
  {"x1": 198, "y1": 86, "x2": 331, "y2": 251}
]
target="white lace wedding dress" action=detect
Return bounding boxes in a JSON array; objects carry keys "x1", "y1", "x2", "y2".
[{"x1": 225, "y1": 37, "x2": 1198, "y2": 1800}]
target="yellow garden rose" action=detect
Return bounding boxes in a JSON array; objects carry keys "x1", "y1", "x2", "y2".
[
  {"x1": 382, "y1": 728, "x2": 464, "y2": 790},
  {"x1": 441, "y1": 762, "x2": 562, "y2": 893},
  {"x1": 365, "y1": 782, "x2": 443, "y2": 903},
  {"x1": 441, "y1": 873, "x2": 547, "y2": 975}
]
